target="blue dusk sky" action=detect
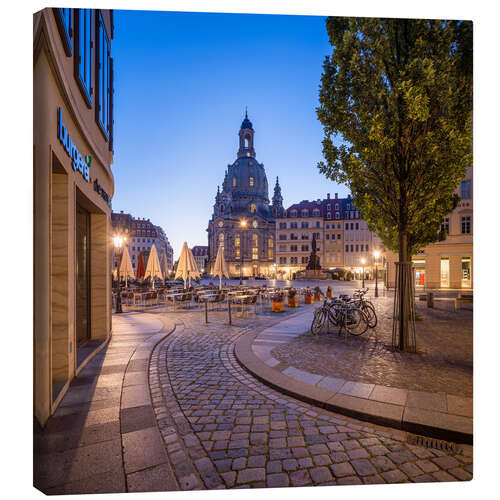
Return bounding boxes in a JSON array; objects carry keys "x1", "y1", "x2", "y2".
[{"x1": 111, "y1": 9, "x2": 348, "y2": 259}]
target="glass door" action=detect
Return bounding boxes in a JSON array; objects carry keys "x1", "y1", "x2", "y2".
[
  {"x1": 76, "y1": 204, "x2": 91, "y2": 345},
  {"x1": 440, "y1": 258, "x2": 450, "y2": 288},
  {"x1": 461, "y1": 257, "x2": 472, "y2": 288}
]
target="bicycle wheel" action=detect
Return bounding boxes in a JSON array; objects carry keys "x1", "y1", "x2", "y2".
[
  {"x1": 311, "y1": 308, "x2": 326, "y2": 335},
  {"x1": 343, "y1": 307, "x2": 369, "y2": 336},
  {"x1": 361, "y1": 302, "x2": 377, "y2": 328}
]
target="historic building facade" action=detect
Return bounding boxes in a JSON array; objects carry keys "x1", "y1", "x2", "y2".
[
  {"x1": 111, "y1": 211, "x2": 174, "y2": 273},
  {"x1": 275, "y1": 193, "x2": 384, "y2": 279},
  {"x1": 191, "y1": 246, "x2": 209, "y2": 274},
  {"x1": 207, "y1": 113, "x2": 282, "y2": 277}
]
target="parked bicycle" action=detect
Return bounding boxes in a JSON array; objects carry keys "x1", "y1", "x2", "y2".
[
  {"x1": 311, "y1": 292, "x2": 369, "y2": 336},
  {"x1": 342, "y1": 288, "x2": 377, "y2": 328}
]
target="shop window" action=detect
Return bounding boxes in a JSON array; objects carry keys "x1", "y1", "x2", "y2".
[
  {"x1": 461, "y1": 257, "x2": 472, "y2": 288},
  {"x1": 74, "y1": 9, "x2": 93, "y2": 106},
  {"x1": 96, "y1": 12, "x2": 111, "y2": 139},
  {"x1": 440, "y1": 258, "x2": 450, "y2": 288},
  {"x1": 54, "y1": 8, "x2": 73, "y2": 56}
]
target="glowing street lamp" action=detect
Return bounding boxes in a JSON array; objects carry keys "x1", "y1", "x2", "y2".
[
  {"x1": 239, "y1": 219, "x2": 248, "y2": 285},
  {"x1": 373, "y1": 249, "x2": 381, "y2": 297},
  {"x1": 113, "y1": 234, "x2": 126, "y2": 313},
  {"x1": 360, "y1": 257, "x2": 367, "y2": 288}
]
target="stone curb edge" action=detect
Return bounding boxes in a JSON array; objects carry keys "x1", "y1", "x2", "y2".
[
  {"x1": 120, "y1": 315, "x2": 181, "y2": 492},
  {"x1": 234, "y1": 331, "x2": 473, "y2": 445}
]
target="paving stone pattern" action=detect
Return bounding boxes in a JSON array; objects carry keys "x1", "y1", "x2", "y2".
[
  {"x1": 150, "y1": 310, "x2": 473, "y2": 489},
  {"x1": 271, "y1": 293, "x2": 472, "y2": 397}
]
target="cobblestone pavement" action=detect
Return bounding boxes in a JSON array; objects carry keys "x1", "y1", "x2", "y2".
[
  {"x1": 272, "y1": 293, "x2": 472, "y2": 397},
  {"x1": 148, "y1": 309, "x2": 473, "y2": 490}
]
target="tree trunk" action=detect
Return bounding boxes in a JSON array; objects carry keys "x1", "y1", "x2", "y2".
[{"x1": 398, "y1": 232, "x2": 410, "y2": 350}]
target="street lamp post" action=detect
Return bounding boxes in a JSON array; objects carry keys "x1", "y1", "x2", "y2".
[
  {"x1": 373, "y1": 250, "x2": 381, "y2": 297},
  {"x1": 239, "y1": 219, "x2": 247, "y2": 285},
  {"x1": 113, "y1": 234, "x2": 126, "y2": 313},
  {"x1": 361, "y1": 257, "x2": 366, "y2": 288}
]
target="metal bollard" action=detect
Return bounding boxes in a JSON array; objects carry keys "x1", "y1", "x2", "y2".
[{"x1": 427, "y1": 292, "x2": 434, "y2": 308}]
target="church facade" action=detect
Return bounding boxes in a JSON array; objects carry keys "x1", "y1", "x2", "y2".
[{"x1": 207, "y1": 113, "x2": 283, "y2": 278}]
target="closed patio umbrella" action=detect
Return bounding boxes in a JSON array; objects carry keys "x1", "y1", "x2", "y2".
[
  {"x1": 175, "y1": 242, "x2": 197, "y2": 288},
  {"x1": 145, "y1": 244, "x2": 163, "y2": 289},
  {"x1": 136, "y1": 252, "x2": 145, "y2": 280},
  {"x1": 159, "y1": 249, "x2": 168, "y2": 283},
  {"x1": 119, "y1": 246, "x2": 135, "y2": 287},
  {"x1": 187, "y1": 247, "x2": 201, "y2": 286},
  {"x1": 211, "y1": 243, "x2": 230, "y2": 290}
]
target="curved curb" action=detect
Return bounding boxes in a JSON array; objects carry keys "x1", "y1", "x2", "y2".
[{"x1": 234, "y1": 329, "x2": 473, "y2": 445}]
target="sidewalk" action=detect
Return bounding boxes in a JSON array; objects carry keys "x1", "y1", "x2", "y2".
[
  {"x1": 234, "y1": 308, "x2": 473, "y2": 444},
  {"x1": 34, "y1": 312, "x2": 178, "y2": 494}
]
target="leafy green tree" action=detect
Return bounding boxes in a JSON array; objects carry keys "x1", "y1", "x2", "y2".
[{"x1": 317, "y1": 18, "x2": 472, "y2": 350}]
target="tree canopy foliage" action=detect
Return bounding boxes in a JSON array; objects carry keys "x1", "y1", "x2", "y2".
[{"x1": 317, "y1": 17, "x2": 472, "y2": 258}]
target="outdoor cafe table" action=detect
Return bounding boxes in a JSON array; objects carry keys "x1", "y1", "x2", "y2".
[
  {"x1": 229, "y1": 294, "x2": 257, "y2": 317},
  {"x1": 165, "y1": 291, "x2": 193, "y2": 311}
]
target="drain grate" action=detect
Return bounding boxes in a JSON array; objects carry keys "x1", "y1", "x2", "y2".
[{"x1": 407, "y1": 433, "x2": 457, "y2": 452}]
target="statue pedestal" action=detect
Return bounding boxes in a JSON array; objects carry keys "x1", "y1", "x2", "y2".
[{"x1": 296, "y1": 269, "x2": 330, "y2": 280}]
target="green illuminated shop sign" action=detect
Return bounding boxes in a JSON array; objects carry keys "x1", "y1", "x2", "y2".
[{"x1": 57, "y1": 107, "x2": 90, "y2": 182}]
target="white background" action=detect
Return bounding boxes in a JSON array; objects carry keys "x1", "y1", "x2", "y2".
[{"x1": 2, "y1": 1, "x2": 496, "y2": 499}]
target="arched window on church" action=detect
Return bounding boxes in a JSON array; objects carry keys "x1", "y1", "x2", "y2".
[
  {"x1": 252, "y1": 234, "x2": 258, "y2": 260},
  {"x1": 249, "y1": 176, "x2": 254, "y2": 187},
  {"x1": 235, "y1": 234, "x2": 240, "y2": 258},
  {"x1": 268, "y1": 237, "x2": 274, "y2": 259},
  {"x1": 250, "y1": 203, "x2": 256, "y2": 213},
  {"x1": 232, "y1": 176, "x2": 237, "y2": 187},
  {"x1": 244, "y1": 137, "x2": 249, "y2": 148},
  {"x1": 219, "y1": 233, "x2": 224, "y2": 248}
]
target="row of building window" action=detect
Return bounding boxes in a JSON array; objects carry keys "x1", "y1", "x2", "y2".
[
  {"x1": 54, "y1": 8, "x2": 113, "y2": 144},
  {"x1": 279, "y1": 221, "x2": 322, "y2": 229},
  {"x1": 280, "y1": 257, "x2": 312, "y2": 265},
  {"x1": 440, "y1": 216, "x2": 472, "y2": 235},
  {"x1": 326, "y1": 234, "x2": 342, "y2": 240},
  {"x1": 278, "y1": 233, "x2": 320, "y2": 241},
  {"x1": 345, "y1": 244, "x2": 370, "y2": 253},
  {"x1": 278, "y1": 245, "x2": 318, "y2": 252}
]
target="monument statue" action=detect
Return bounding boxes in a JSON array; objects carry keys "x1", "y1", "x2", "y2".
[{"x1": 306, "y1": 234, "x2": 321, "y2": 270}]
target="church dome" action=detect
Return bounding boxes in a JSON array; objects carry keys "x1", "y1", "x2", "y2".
[{"x1": 229, "y1": 157, "x2": 268, "y2": 201}]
